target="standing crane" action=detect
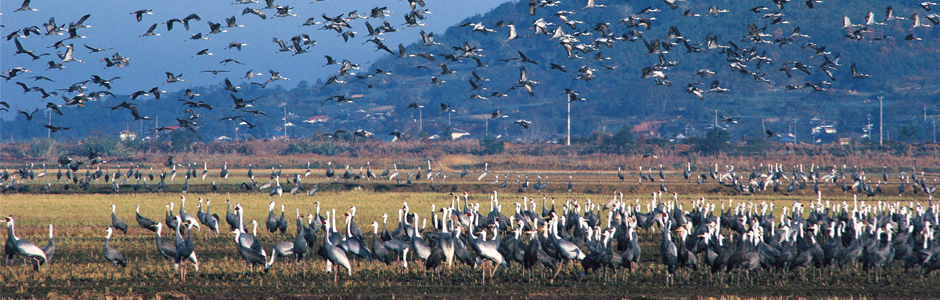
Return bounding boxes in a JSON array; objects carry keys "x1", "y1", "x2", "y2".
[
  {"x1": 111, "y1": 204, "x2": 128, "y2": 235},
  {"x1": 103, "y1": 227, "x2": 127, "y2": 268},
  {"x1": 42, "y1": 224, "x2": 56, "y2": 263},
  {"x1": 322, "y1": 210, "x2": 352, "y2": 283},
  {"x1": 3, "y1": 216, "x2": 47, "y2": 270},
  {"x1": 660, "y1": 215, "x2": 678, "y2": 286},
  {"x1": 136, "y1": 204, "x2": 158, "y2": 232}
]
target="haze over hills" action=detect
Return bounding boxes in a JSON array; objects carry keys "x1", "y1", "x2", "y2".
[{"x1": 2, "y1": 0, "x2": 939, "y2": 145}]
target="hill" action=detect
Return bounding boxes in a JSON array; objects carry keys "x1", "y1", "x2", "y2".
[{"x1": 3, "y1": 0, "x2": 939, "y2": 145}]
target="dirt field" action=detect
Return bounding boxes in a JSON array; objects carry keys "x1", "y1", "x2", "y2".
[{"x1": 2, "y1": 167, "x2": 940, "y2": 299}]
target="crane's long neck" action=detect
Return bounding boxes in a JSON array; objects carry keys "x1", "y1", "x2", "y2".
[
  {"x1": 7, "y1": 222, "x2": 18, "y2": 241},
  {"x1": 346, "y1": 215, "x2": 352, "y2": 238},
  {"x1": 331, "y1": 209, "x2": 337, "y2": 233},
  {"x1": 157, "y1": 223, "x2": 163, "y2": 237},
  {"x1": 175, "y1": 217, "x2": 184, "y2": 240},
  {"x1": 237, "y1": 208, "x2": 245, "y2": 232},
  {"x1": 324, "y1": 212, "x2": 332, "y2": 245}
]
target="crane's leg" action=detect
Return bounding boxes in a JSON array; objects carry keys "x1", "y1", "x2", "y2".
[{"x1": 481, "y1": 260, "x2": 487, "y2": 285}]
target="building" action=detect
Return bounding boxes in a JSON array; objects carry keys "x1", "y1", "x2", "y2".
[
  {"x1": 303, "y1": 115, "x2": 332, "y2": 123},
  {"x1": 119, "y1": 130, "x2": 137, "y2": 141}
]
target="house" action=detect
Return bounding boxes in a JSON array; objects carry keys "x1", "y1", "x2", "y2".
[
  {"x1": 303, "y1": 115, "x2": 331, "y2": 123},
  {"x1": 451, "y1": 128, "x2": 470, "y2": 140},
  {"x1": 119, "y1": 130, "x2": 137, "y2": 141}
]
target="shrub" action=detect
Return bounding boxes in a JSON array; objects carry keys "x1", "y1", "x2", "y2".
[{"x1": 479, "y1": 134, "x2": 504, "y2": 155}]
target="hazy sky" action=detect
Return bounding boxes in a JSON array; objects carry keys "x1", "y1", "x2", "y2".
[{"x1": 1, "y1": 0, "x2": 514, "y2": 119}]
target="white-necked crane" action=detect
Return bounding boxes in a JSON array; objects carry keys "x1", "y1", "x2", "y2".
[
  {"x1": 266, "y1": 201, "x2": 279, "y2": 234},
  {"x1": 277, "y1": 204, "x2": 288, "y2": 234},
  {"x1": 388, "y1": 164, "x2": 399, "y2": 181},
  {"x1": 174, "y1": 217, "x2": 197, "y2": 282},
  {"x1": 322, "y1": 210, "x2": 352, "y2": 283},
  {"x1": 293, "y1": 209, "x2": 308, "y2": 262},
  {"x1": 111, "y1": 204, "x2": 128, "y2": 235},
  {"x1": 179, "y1": 197, "x2": 200, "y2": 232},
  {"x1": 103, "y1": 227, "x2": 126, "y2": 268},
  {"x1": 439, "y1": 207, "x2": 456, "y2": 269},
  {"x1": 660, "y1": 215, "x2": 678, "y2": 286},
  {"x1": 468, "y1": 222, "x2": 508, "y2": 284},
  {"x1": 478, "y1": 163, "x2": 489, "y2": 181},
  {"x1": 197, "y1": 198, "x2": 208, "y2": 225},
  {"x1": 344, "y1": 212, "x2": 373, "y2": 261},
  {"x1": 233, "y1": 204, "x2": 266, "y2": 273},
  {"x1": 348, "y1": 206, "x2": 365, "y2": 241},
  {"x1": 155, "y1": 222, "x2": 177, "y2": 264},
  {"x1": 265, "y1": 241, "x2": 296, "y2": 272},
  {"x1": 136, "y1": 204, "x2": 158, "y2": 232},
  {"x1": 41, "y1": 224, "x2": 55, "y2": 263},
  {"x1": 370, "y1": 222, "x2": 391, "y2": 265},
  {"x1": 204, "y1": 200, "x2": 220, "y2": 238},
  {"x1": 3, "y1": 216, "x2": 46, "y2": 270},
  {"x1": 220, "y1": 161, "x2": 229, "y2": 180}
]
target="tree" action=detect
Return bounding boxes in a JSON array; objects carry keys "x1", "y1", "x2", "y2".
[
  {"x1": 691, "y1": 128, "x2": 730, "y2": 156},
  {"x1": 898, "y1": 124, "x2": 918, "y2": 143},
  {"x1": 479, "y1": 134, "x2": 504, "y2": 155}
]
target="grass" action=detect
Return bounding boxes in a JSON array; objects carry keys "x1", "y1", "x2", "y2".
[{"x1": 3, "y1": 170, "x2": 940, "y2": 299}]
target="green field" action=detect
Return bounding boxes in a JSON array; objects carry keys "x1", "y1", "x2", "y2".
[{"x1": 3, "y1": 168, "x2": 940, "y2": 299}]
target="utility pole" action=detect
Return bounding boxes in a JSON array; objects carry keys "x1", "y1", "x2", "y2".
[
  {"x1": 714, "y1": 110, "x2": 718, "y2": 128},
  {"x1": 47, "y1": 110, "x2": 52, "y2": 139},
  {"x1": 233, "y1": 120, "x2": 239, "y2": 142},
  {"x1": 567, "y1": 96, "x2": 571, "y2": 146},
  {"x1": 419, "y1": 106, "x2": 423, "y2": 133},
  {"x1": 879, "y1": 96, "x2": 883, "y2": 146},
  {"x1": 281, "y1": 103, "x2": 289, "y2": 141}
]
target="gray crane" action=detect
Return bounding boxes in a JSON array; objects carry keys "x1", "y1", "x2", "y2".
[
  {"x1": 220, "y1": 161, "x2": 229, "y2": 180},
  {"x1": 660, "y1": 216, "x2": 678, "y2": 286},
  {"x1": 155, "y1": 223, "x2": 177, "y2": 263},
  {"x1": 277, "y1": 204, "x2": 288, "y2": 234},
  {"x1": 174, "y1": 217, "x2": 197, "y2": 282},
  {"x1": 136, "y1": 204, "x2": 158, "y2": 232},
  {"x1": 178, "y1": 196, "x2": 200, "y2": 232},
  {"x1": 103, "y1": 227, "x2": 126, "y2": 268},
  {"x1": 233, "y1": 205, "x2": 267, "y2": 273},
  {"x1": 111, "y1": 204, "x2": 128, "y2": 235},
  {"x1": 225, "y1": 200, "x2": 240, "y2": 231},
  {"x1": 3, "y1": 217, "x2": 47, "y2": 270},
  {"x1": 41, "y1": 224, "x2": 56, "y2": 263},
  {"x1": 266, "y1": 201, "x2": 279, "y2": 234},
  {"x1": 322, "y1": 210, "x2": 352, "y2": 283},
  {"x1": 370, "y1": 222, "x2": 391, "y2": 265},
  {"x1": 438, "y1": 207, "x2": 456, "y2": 269},
  {"x1": 343, "y1": 213, "x2": 373, "y2": 261}
]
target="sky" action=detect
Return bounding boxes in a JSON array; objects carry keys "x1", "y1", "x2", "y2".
[{"x1": 1, "y1": 0, "x2": 514, "y2": 119}]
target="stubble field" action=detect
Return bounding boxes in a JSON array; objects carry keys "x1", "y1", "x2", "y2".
[{"x1": 2, "y1": 166, "x2": 940, "y2": 299}]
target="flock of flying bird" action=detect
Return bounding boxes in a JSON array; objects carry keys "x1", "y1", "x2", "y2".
[
  {"x1": 5, "y1": 153, "x2": 940, "y2": 285},
  {"x1": 4, "y1": 0, "x2": 938, "y2": 141}
]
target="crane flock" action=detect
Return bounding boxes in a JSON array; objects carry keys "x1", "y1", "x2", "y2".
[
  {"x1": 5, "y1": 159, "x2": 940, "y2": 287},
  {"x1": 4, "y1": 0, "x2": 937, "y2": 143}
]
